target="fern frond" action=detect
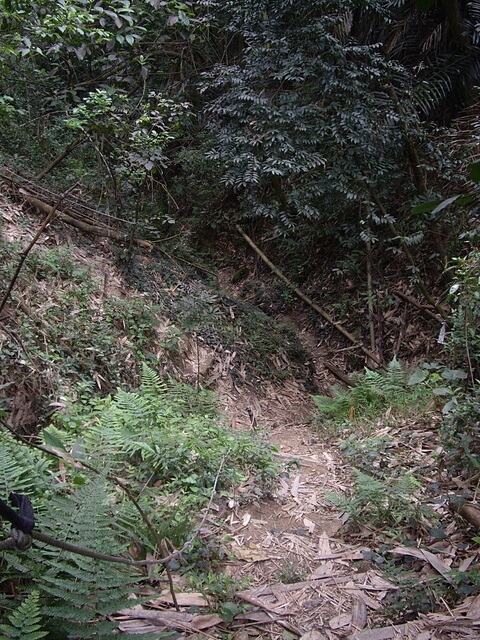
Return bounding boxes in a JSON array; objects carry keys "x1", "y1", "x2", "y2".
[
  {"x1": 0, "y1": 590, "x2": 47, "y2": 639},
  {"x1": 0, "y1": 434, "x2": 51, "y2": 498},
  {"x1": 140, "y1": 363, "x2": 167, "y2": 397}
]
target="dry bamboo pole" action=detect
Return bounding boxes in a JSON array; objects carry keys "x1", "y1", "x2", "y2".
[{"x1": 236, "y1": 225, "x2": 384, "y2": 368}]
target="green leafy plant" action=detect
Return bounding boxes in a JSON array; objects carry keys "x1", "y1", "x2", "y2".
[
  {"x1": 188, "y1": 570, "x2": 248, "y2": 621},
  {"x1": 278, "y1": 559, "x2": 307, "y2": 585},
  {"x1": 0, "y1": 364, "x2": 277, "y2": 636},
  {"x1": 327, "y1": 469, "x2": 425, "y2": 530},
  {"x1": 0, "y1": 590, "x2": 47, "y2": 640},
  {"x1": 313, "y1": 358, "x2": 432, "y2": 426}
]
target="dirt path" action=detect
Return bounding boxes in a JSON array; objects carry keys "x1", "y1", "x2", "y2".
[
  {"x1": 206, "y1": 341, "x2": 474, "y2": 639},
  {"x1": 1, "y1": 192, "x2": 474, "y2": 639}
]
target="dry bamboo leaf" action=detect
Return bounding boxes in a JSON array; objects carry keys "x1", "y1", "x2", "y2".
[
  {"x1": 317, "y1": 532, "x2": 332, "y2": 556},
  {"x1": 458, "y1": 554, "x2": 477, "y2": 572},
  {"x1": 242, "y1": 513, "x2": 251, "y2": 526},
  {"x1": 351, "y1": 597, "x2": 368, "y2": 630},
  {"x1": 235, "y1": 611, "x2": 273, "y2": 623},
  {"x1": 291, "y1": 475, "x2": 301, "y2": 498},
  {"x1": 389, "y1": 546, "x2": 454, "y2": 583},
  {"x1": 303, "y1": 517, "x2": 316, "y2": 534},
  {"x1": 192, "y1": 613, "x2": 223, "y2": 629},
  {"x1": 231, "y1": 546, "x2": 270, "y2": 562},
  {"x1": 466, "y1": 594, "x2": 480, "y2": 618},
  {"x1": 329, "y1": 613, "x2": 352, "y2": 629},
  {"x1": 150, "y1": 592, "x2": 208, "y2": 607},
  {"x1": 299, "y1": 631, "x2": 329, "y2": 640}
]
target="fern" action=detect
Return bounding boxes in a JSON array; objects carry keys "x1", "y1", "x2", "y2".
[
  {"x1": 0, "y1": 434, "x2": 52, "y2": 498},
  {"x1": 24, "y1": 477, "x2": 154, "y2": 639},
  {"x1": 313, "y1": 359, "x2": 430, "y2": 424},
  {"x1": 140, "y1": 362, "x2": 167, "y2": 398},
  {"x1": 0, "y1": 590, "x2": 47, "y2": 639},
  {"x1": 1, "y1": 366, "x2": 276, "y2": 637},
  {"x1": 328, "y1": 469, "x2": 425, "y2": 529}
]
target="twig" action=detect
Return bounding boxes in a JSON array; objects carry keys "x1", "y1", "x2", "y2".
[
  {"x1": 393, "y1": 289, "x2": 445, "y2": 323},
  {"x1": 464, "y1": 313, "x2": 476, "y2": 387},
  {"x1": 161, "y1": 538, "x2": 180, "y2": 611},
  {"x1": 35, "y1": 138, "x2": 84, "y2": 181},
  {"x1": 156, "y1": 246, "x2": 217, "y2": 277},
  {"x1": 0, "y1": 183, "x2": 78, "y2": 317}
]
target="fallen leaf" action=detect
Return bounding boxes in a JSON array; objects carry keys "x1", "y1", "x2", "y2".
[
  {"x1": 351, "y1": 597, "x2": 368, "y2": 629},
  {"x1": 232, "y1": 546, "x2": 269, "y2": 562},
  {"x1": 150, "y1": 591, "x2": 208, "y2": 607},
  {"x1": 235, "y1": 611, "x2": 272, "y2": 623},
  {"x1": 299, "y1": 631, "x2": 329, "y2": 640},
  {"x1": 242, "y1": 513, "x2": 251, "y2": 526},
  {"x1": 389, "y1": 546, "x2": 454, "y2": 583},
  {"x1": 317, "y1": 532, "x2": 332, "y2": 556},
  {"x1": 329, "y1": 613, "x2": 352, "y2": 629},
  {"x1": 291, "y1": 475, "x2": 301, "y2": 498},
  {"x1": 303, "y1": 517, "x2": 315, "y2": 534},
  {"x1": 467, "y1": 594, "x2": 480, "y2": 619},
  {"x1": 192, "y1": 613, "x2": 223, "y2": 629}
]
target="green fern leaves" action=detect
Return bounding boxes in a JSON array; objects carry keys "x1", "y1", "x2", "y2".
[
  {"x1": 313, "y1": 359, "x2": 431, "y2": 424},
  {"x1": 0, "y1": 365, "x2": 276, "y2": 637},
  {"x1": 0, "y1": 591, "x2": 47, "y2": 640},
  {"x1": 328, "y1": 469, "x2": 425, "y2": 529}
]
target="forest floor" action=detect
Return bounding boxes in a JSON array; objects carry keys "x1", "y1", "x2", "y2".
[
  {"x1": 205, "y1": 356, "x2": 479, "y2": 640},
  {"x1": 1, "y1": 189, "x2": 479, "y2": 640}
]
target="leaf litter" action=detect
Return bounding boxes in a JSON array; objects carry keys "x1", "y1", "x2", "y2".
[{"x1": 3, "y1": 191, "x2": 480, "y2": 638}]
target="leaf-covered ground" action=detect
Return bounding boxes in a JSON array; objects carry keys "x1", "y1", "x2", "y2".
[{"x1": 1, "y1": 187, "x2": 479, "y2": 639}]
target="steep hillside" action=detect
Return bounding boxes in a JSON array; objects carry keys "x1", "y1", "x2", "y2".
[{"x1": 2, "y1": 185, "x2": 480, "y2": 640}]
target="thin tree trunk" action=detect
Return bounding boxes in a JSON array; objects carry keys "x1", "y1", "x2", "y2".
[{"x1": 35, "y1": 137, "x2": 84, "y2": 181}]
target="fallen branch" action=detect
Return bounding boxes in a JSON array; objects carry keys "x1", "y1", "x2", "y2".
[
  {"x1": 325, "y1": 362, "x2": 356, "y2": 387},
  {"x1": 393, "y1": 289, "x2": 446, "y2": 324},
  {"x1": 236, "y1": 225, "x2": 384, "y2": 368},
  {"x1": 23, "y1": 193, "x2": 152, "y2": 249},
  {"x1": 34, "y1": 137, "x2": 85, "y2": 181},
  {"x1": 449, "y1": 496, "x2": 480, "y2": 531}
]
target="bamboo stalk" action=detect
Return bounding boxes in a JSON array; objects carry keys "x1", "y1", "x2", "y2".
[{"x1": 236, "y1": 225, "x2": 384, "y2": 368}]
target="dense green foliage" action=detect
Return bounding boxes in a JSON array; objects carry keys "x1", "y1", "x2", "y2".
[
  {"x1": 0, "y1": 365, "x2": 276, "y2": 637},
  {"x1": 313, "y1": 358, "x2": 432, "y2": 426},
  {"x1": 0, "y1": 1, "x2": 480, "y2": 632}
]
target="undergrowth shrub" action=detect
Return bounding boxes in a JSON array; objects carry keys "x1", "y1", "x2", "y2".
[
  {"x1": 0, "y1": 365, "x2": 277, "y2": 637},
  {"x1": 313, "y1": 358, "x2": 432, "y2": 428},
  {"x1": 327, "y1": 469, "x2": 426, "y2": 531},
  {"x1": 0, "y1": 238, "x2": 159, "y2": 407},
  {"x1": 439, "y1": 249, "x2": 480, "y2": 473}
]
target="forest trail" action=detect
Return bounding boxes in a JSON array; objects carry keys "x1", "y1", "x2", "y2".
[
  {"x1": 0, "y1": 195, "x2": 475, "y2": 639},
  {"x1": 206, "y1": 354, "x2": 396, "y2": 639},
  {"x1": 208, "y1": 367, "x2": 477, "y2": 640}
]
